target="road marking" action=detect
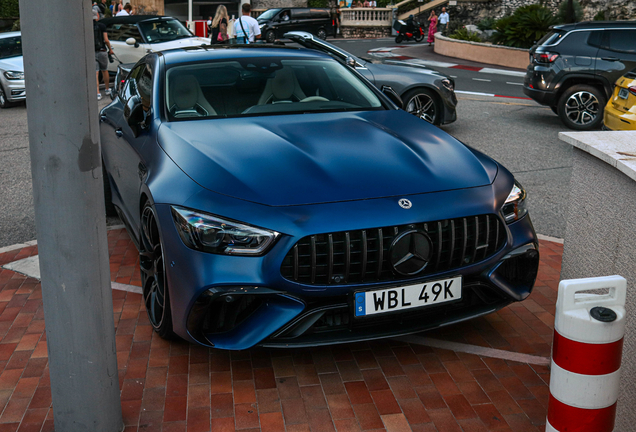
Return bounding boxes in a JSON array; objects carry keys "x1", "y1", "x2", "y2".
[
  {"x1": 507, "y1": 82, "x2": 524, "y2": 86},
  {"x1": 456, "y1": 90, "x2": 495, "y2": 97},
  {"x1": 472, "y1": 78, "x2": 491, "y2": 82},
  {"x1": 395, "y1": 335, "x2": 551, "y2": 366},
  {"x1": 479, "y1": 68, "x2": 526, "y2": 77}
]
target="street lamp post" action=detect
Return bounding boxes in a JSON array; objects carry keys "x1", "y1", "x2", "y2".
[{"x1": 18, "y1": 0, "x2": 123, "y2": 430}]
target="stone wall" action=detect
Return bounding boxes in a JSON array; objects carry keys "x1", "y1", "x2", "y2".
[
  {"x1": 341, "y1": 25, "x2": 391, "y2": 38},
  {"x1": 252, "y1": 0, "x2": 308, "y2": 9},
  {"x1": 442, "y1": 0, "x2": 636, "y2": 26}
]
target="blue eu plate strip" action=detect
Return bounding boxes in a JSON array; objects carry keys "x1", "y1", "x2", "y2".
[{"x1": 355, "y1": 292, "x2": 365, "y2": 317}]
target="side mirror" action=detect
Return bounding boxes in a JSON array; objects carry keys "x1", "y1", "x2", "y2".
[
  {"x1": 124, "y1": 95, "x2": 148, "y2": 137},
  {"x1": 126, "y1": 37, "x2": 139, "y2": 48},
  {"x1": 381, "y1": 85, "x2": 403, "y2": 108},
  {"x1": 346, "y1": 57, "x2": 356, "y2": 68}
]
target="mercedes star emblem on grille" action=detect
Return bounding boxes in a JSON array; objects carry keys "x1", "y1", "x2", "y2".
[
  {"x1": 389, "y1": 230, "x2": 432, "y2": 275},
  {"x1": 398, "y1": 199, "x2": 412, "y2": 209}
]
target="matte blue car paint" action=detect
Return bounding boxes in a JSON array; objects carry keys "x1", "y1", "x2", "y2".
[
  {"x1": 100, "y1": 46, "x2": 538, "y2": 349},
  {"x1": 158, "y1": 110, "x2": 492, "y2": 206}
]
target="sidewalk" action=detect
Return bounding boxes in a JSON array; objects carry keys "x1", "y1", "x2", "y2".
[{"x1": 0, "y1": 228, "x2": 563, "y2": 431}]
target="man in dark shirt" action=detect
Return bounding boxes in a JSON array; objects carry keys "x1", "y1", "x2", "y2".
[{"x1": 93, "y1": 9, "x2": 113, "y2": 100}]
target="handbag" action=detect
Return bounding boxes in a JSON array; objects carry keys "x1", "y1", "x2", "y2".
[{"x1": 217, "y1": 31, "x2": 224, "y2": 42}]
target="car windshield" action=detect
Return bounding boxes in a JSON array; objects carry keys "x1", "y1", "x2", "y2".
[
  {"x1": 165, "y1": 56, "x2": 384, "y2": 121},
  {"x1": 0, "y1": 36, "x2": 22, "y2": 60},
  {"x1": 257, "y1": 9, "x2": 281, "y2": 22},
  {"x1": 139, "y1": 19, "x2": 192, "y2": 43}
]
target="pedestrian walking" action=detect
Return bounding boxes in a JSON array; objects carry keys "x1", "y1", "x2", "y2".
[
  {"x1": 427, "y1": 9, "x2": 438, "y2": 45},
  {"x1": 93, "y1": 8, "x2": 113, "y2": 100},
  {"x1": 439, "y1": 7, "x2": 449, "y2": 35},
  {"x1": 330, "y1": 2, "x2": 340, "y2": 38},
  {"x1": 233, "y1": 3, "x2": 260, "y2": 44},
  {"x1": 210, "y1": 6, "x2": 229, "y2": 44}
]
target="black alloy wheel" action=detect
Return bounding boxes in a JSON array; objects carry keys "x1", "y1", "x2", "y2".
[
  {"x1": 0, "y1": 84, "x2": 12, "y2": 109},
  {"x1": 139, "y1": 202, "x2": 175, "y2": 339},
  {"x1": 317, "y1": 28, "x2": 327, "y2": 40},
  {"x1": 415, "y1": 31, "x2": 424, "y2": 42},
  {"x1": 266, "y1": 29, "x2": 276, "y2": 43},
  {"x1": 557, "y1": 84, "x2": 606, "y2": 130},
  {"x1": 404, "y1": 88, "x2": 440, "y2": 125}
]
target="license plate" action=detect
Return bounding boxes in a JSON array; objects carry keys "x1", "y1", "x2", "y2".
[
  {"x1": 619, "y1": 88, "x2": 629, "y2": 99},
  {"x1": 354, "y1": 276, "x2": 462, "y2": 317}
]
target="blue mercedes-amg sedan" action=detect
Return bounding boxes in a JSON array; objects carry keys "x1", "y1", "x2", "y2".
[{"x1": 100, "y1": 45, "x2": 539, "y2": 350}]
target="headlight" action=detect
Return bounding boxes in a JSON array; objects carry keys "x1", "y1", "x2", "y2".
[
  {"x1": 501, "y1": 181, "x2": 528, "y2": 224},
  {"x1": 3, "y1": 71, "x2": 24, "y2": 80},
  {"x1": 171, "y1": 206, "x2": 279, "y2": 256},
  {"x1": 441, "y1": 78, "x2": 454, "y2": 91}
]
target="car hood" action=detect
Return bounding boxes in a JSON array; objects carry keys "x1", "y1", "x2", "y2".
[
  {"x1": 149, "y1": 37, "x2": 207, "y2": 51},
  {"x1": 158, "y1": 110, "x2": 496, "y2": 206},
  {"x1": 0, "y1": 56, "x2": 23, "y2": 72}
]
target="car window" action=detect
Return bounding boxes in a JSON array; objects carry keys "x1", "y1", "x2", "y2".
[
  {"x1": 120, "y1": 63, "x2": 145, "y2": 103},
  {"x1": 0, "y1": 36, "x2": 22, "y2": 59},
  {"x1": 257, "y1": 9, "x2": 280, "y2": 21},
  {"x1": 310, "y1": 9, "x2": 330, "y2": 19},
  {"x1": 604, "y1": 30, "x2": 636, "y2": 54},
  {"x1": 536, "y1": 29, "x2": 566, "y2": 46},
  {"x1": 138, "y1": 66, "x2": 153, "y2": 108},
  {"x1": 107, "y1": 23, "x2": 143, "y2": 42},
  {"x1": 165, "y1": 57, "x2": 383, "y2": 121},
  {"x1": 138, "y1": 19, "x2": 192, "y2": 43},
  {"x1": 586, "y1": 30, "x2": 603, "y2": 48}
]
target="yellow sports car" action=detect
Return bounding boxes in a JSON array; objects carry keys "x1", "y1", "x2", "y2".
[{"x1": 604, "y1": 68, "x2": 636, "y2": 131}]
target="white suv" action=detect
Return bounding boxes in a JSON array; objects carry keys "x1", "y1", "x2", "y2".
[{"x1": 0, "y1": 31, "x2": 25, "y2": 108}]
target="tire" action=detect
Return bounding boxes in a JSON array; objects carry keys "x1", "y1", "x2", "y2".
[
  {"x1": 0, "y1": 84, "x2": 13, "y2": 109},
  {"x1": 317, "y1": 28, "x2": 327, "y2": 40},
  {"x1": 140, "y1": 202, "x2": 175, "y2": 339},
  {"x1": 265, "y1": 29, "x2": 276, "y2": 43},
  {"x1": 557, "y1": 84, "x2": 606, "y2": 130},
  {"x1": 403, "y1": 88, "x2": 441, "y2": 125},
  {"x1": 415, "y1": 32, "x2": 425, "y2": 42},
  {"x1": 395, "y1": 35, "x2": 403, "y2": 43}
]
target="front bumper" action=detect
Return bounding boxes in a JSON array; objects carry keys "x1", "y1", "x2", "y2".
[
  {"x1": 0, "y1": 76, "x2": 26, "y2": 103},
  {"x1": 154, "y1": 178, "x2": 539, "y2": 350}
]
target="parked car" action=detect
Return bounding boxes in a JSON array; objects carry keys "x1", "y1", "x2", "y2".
[
  {"x1": 0, "y1": 31, "x2": 25, "y2": 108},
  {"x1": 99, "y1": 15, "x2": 207, "y2": 73},
  {"x1": 100, "y1": 45, "x2": 539, "y2": 349},
  {"x1": 603, "y1": 68, "x2": 636, "y2": 131},
  {"x1": 286, "y1": 31, "x2": 457, "y2": 125},
  {"x1": 524, "y1": 21, "x2": 636, "y2": 130},
  {"x1": 258, "y1": 8, "x2": 332, "y2": 43}
]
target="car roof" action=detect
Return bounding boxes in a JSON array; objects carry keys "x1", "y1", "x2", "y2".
[
  {"x1": 0, "y1": 31, "x2": 21, "y2": 39},
  {"x1": 160, "y1": 45, "x2": 333, "y2": 66},
  {"x1": 554, "y1": 20, "x2": 636, "y2": 32},
  {"x1": 99, "y1": 15, "x2": 176, "y2": 26}
]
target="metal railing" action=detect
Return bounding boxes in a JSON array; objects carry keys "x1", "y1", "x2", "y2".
[{"x1": 340, "y1": 7, "x2": 393, "y2": 26}]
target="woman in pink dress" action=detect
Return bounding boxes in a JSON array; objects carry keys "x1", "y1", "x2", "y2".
[{"x1": 427, "y1": 10, "x2": 438, "y2": 45}]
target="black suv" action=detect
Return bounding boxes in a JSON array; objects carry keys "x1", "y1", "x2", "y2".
[
  {"x1": 257, "y1": 8, "x2": 332, "y2": 43},
  {"x1": 524, "y1": 21, "x2": 636, "y2": 130}
]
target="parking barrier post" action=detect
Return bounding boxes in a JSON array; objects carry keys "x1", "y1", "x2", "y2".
[{"x1": 546, "y1": 276, "x2": 627, "y2": 432}]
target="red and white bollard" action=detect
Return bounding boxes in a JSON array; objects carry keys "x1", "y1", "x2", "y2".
[{"x1": 546, "y1": 275, "x2": 627, "y2": 432}]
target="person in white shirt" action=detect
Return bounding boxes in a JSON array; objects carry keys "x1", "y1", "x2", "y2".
[
  {"x1": 439, "y1": 7, "x2": 449, "y2": 35},
  {"x1": 233, "y1": 3, "x2": 261, "y2": 44},
  {"x1": 116, "y1": 3, "x2": 131, "y2": 16}
]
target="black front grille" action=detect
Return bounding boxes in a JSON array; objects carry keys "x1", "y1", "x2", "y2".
[{"x1": 281, "y1": 214, "x2": 506, "y2": 285}]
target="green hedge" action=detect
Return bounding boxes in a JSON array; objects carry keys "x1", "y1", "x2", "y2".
[{"x1": 0, "y1": 0, "x2": 20, "y2": 18}]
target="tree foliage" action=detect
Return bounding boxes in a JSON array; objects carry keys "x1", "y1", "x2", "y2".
[
  {"x1": 492, "y1": 4, "x2": 558, "y2": 49},
  {"x1": 0, "y1": 0, "x2": 20, "y2": 18},
  {"x1": 556, "y1": 0, "x2": 584, "y2": 23}
]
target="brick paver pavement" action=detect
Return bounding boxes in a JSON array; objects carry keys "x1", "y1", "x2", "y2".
[{"x1": 0, "y1": 229, "x2": 563, "y2": 431}]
